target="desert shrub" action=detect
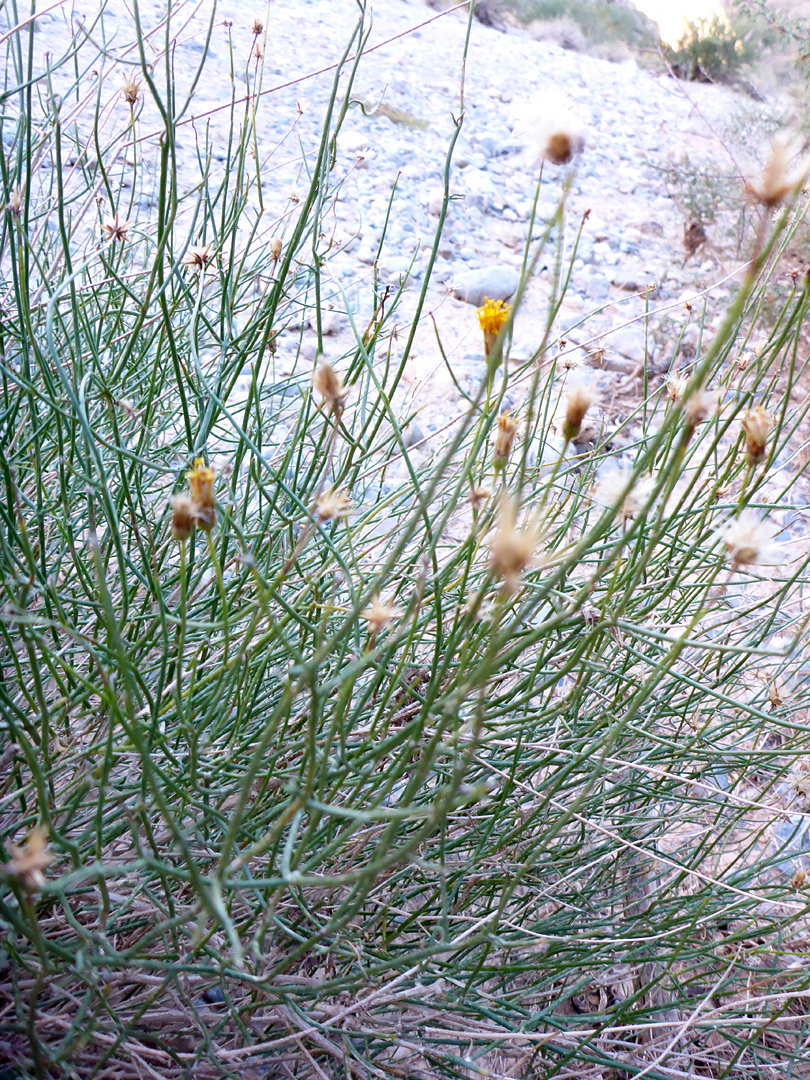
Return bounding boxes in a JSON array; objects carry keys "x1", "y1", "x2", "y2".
[
  {"x1": 3, "y1": 3, "x2": 810, "y2": 1079},
  {"x1": 664, "y1": 12, "x2": 763, "y2": 82},
  {"x1": 499, "y1": 0, "x2": 659, "y2": 51}
]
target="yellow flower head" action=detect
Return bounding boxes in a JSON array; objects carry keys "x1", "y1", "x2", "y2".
[
  {"x1": 187, "y1": 459, "x2": 216, "y2": 531},
  {"x1": 477, "y1": 297, "x2": 510, "y2": 358}
]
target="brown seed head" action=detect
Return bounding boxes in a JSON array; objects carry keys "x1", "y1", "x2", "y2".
[
  {"x1": 316, "y1": 488, "x2": 352, "y2": 522},
  {"x1": 5, "y1": 826, "x2": 54, "y2": 893},
  {"x1": 363, "y1": 596, "x2": 401, "y2": 637},
  {"x1": 252, "y1": 17, "x2": 264, "y2": 34},
  {"x1": 665, "y1": 370, "x2": 688, "y2": 404},
  {"x1": 746, "y1": 133, "x2": 810, "y2": 210},
  {"x1": 7, "y1": 183, "x2": 23, "y2": 218},
  {"x1": 740, "y1": 406, "x2": 773, "y2": 465},
  {"x1": 182, "y1": 243, "x2": 214, "y2": 272},
  {"x1": 544, "y1": 130, "x2": 584, "y2": 166},
  {"x1": 121, "y1": 71, "x2": 141, "y2": 106},
  {"x1": 684, "y1": 389, "x2": 718, "y2": 435},
  {"x1": 492, "y1": 412, "x2": 519, "y2": 471},
  {"x1": 270, "y1": 237, "x2": 283, "y2": 264},
  {"x1": 171, "y1": 493, "x2": 196, "y2": 541},
  {"x1": 468, "y1": 485, "x2": 491, "y2": 512},
  {"x1": 562, "y1": 385, "x2": 597, "y2": 442},
  {"x1": 101, "y1": 211, "x2": 130, "y2": 243},
  {"x1": 488, "y1": 496, "x2": 540, "y2": 595},
  {"x1": 312, "y1": 362, "x2": 347, "y2": 414},
  {"x1": 718, "y1": 510, "x2": 782, "y2": 568}
]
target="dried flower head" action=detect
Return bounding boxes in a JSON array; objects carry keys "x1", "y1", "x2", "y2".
[
  {"x1": 594, "y1": 468, "x2": 656, "y2": 523},
  {"x1": 6, "y1": 183, "x2": 24, "y2": 218},
  {"x1": 477, "y1": 297, "x2": 510, "y2": 358},
  {"x1": 562, "y1": 385, "x2": 598, "y2": 443},
  {"x1": 559, "y1": 348, "x2": 585, "y2": 373},
  {"x1": 587, "y1": 343, "x2": 607, "y2": 367},
  {"x1": 316, "y1": 488, "x2": 352, "y2": 522},
  {"x1": 488, "y1": 496, "x2": 541, "y2": 594},
  {"x1": 312, "y1": 361, "x2": 347, "y2": 414},
  {"x1": 746, "y1": 133, "x2": 810, "y2": 210},
  {"x1": 468, "y1": 485, "x2": 491, "y2": 511},
  {"x1": 171, "y1": 493, "x2": 196, "y2": 541},
  {"x1": 187, "y1": 458, "x2": 216, "y2": 531},
  {"x1": 717, "y1": 509, "x2": 782, "y2": 568},
  {"x1": 492, "y1": 411, "x2": 519, "y2": 471},
  {"x1": 100, "y1": 211, "x2": 130, "y2": 243},
  {"x1": 121, "y1": 71, "x2": 141, "y2": 106},
  {"x1": 182, "y1": 243, "x2": 215, "y2": 272},
  {"x1": 684, "y1": 388, "x2": 719, "y2": 437},
  {"x1": 665, "y1": 370, "x2": 688, "y2": 404},
  {"x1": 740, "y1": 406, "x2": 773, "y2": 465},
  {"x1": 251, "y1": 17, "x2": 264, "y2": 35},
  {"x1": 270, "y1": 237, "x2": 282, "y2": 266},
  {"x1": 4, "y1": 825, "x2": 54, "y2": 893},
  {"x1": 363, "y1": 595, "x2": 401, "y2": 636},
  {"x1": 517, "y1": 89, "x2": 585, "y2": 166}
]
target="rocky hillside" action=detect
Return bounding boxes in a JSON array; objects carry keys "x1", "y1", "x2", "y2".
[{"x1": 28, "y1": 0, "x2": 802, "y2": 447}]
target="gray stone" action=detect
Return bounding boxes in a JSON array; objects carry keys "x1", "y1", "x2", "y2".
[
  {"x1": 450, "y1": 266, "x2": 520, "y2": 306},
  {"x1": 585, "y1": 271, "x2": 610, "y2": 302},
  {"x1": 609, "y1": 325, "x2": 653, "y2": 363}
]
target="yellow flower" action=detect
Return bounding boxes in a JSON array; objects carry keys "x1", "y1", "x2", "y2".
[
  {"x1": 187, "y1": 459, "x2": 216, "y2": 531},
  {"x1": 477, "y1": 297, "x2": 510, "y2": 358},
  {"x1": 740, "y1": 406, "x2": 773, "y2": 465},
  {"x1": 4, "y1": 825, "x2": 54, "y2": 893}
]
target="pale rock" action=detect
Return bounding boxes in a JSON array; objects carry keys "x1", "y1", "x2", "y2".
[{"x1": 450, "y1": 266, "x2": 520, "y2": 306}]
